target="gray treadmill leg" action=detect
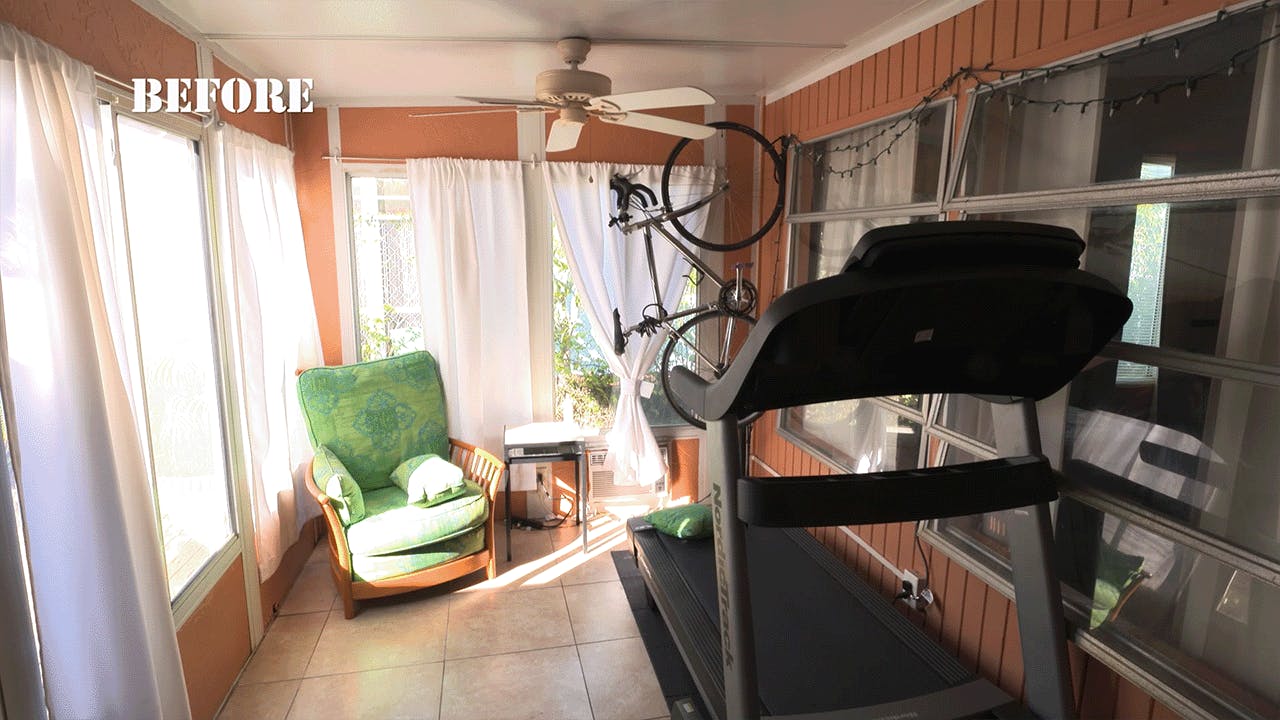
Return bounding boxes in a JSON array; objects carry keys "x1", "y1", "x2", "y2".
[
  {"x1": 992, "y1": 399, "x2": 1075, "y2": 720},
  {"x1": 707, "y1": 416, "x2": 760, "y2": 720}
]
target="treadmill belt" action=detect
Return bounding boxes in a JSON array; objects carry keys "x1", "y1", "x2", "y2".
[{"x1": 651, "y1": 524, "x2": 990, "y2": 716}]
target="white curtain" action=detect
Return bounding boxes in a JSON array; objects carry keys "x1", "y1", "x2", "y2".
[
  {"x1": 214, "y1": 124, "x2": 324, "y2": 578},
  {"x1": 407, "y1": 158, "x2": 535, "y2": 489},
  {"x1": 0, "y1": 23, "x2": 189, "y2": 720},
  {"x1": 543, "y1": 162, "x2": 714, "y2": 487}
]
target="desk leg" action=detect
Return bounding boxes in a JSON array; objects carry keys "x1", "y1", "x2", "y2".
[
  {"x1": 504, "y1": 463, "x2": 512, "y2": 562},
  {"x1": 578, "y1": 457, "x2": 587, "y2": 553}
]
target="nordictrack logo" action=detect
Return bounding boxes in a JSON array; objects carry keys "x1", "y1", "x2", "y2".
[{"x1": 132, "y1": 78, "x2": 314, "y2": 114}]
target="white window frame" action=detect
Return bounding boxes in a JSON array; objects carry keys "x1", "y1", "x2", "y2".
[{"x1": 95, "y1": 81, "x2": 248, "y2": 628}]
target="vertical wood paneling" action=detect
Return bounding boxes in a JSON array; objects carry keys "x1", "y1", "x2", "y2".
[
  {"x1": 862, "y1": 59, "x2": 877, "y2": 112},
  {"x1": 918, "y1": 26, "x2": 937, "y2": 94},
  {"x1": 957, "y1": 573, "x2": 989, "y2": 670},
  {"x1": 1150, "y1": 700, "x2": 1181, "y2": 720},
  {"x1": 1098, "y1": 0, "x2": 1133, "y2": 27},
  {"x1": 847, "y1": 63, "x2": 863, "y2": 117},
  {"x1": 1042, "y1": 0, "x2": 1071, "y2": 46},
  {"x1": 1068, "y1": 0, "x2": 1101, "y2": 38},
  {"x1": 1079, "y1": 656, "x2": 1121, "y2": 719},
  {"x1": 874, "y1": 49, "x2": 891, "y2": 107},
  {"x1": 997, "y1": 605, "x2": 1025, "y2": 699},
  {"x1": 1114, "y1": 677, "x2": 1156, "y2": 719},
  {"x1": 934, "y1": 18, "x2": 955, "y2": 85},
  {"x1": 903, "y1": 35, "x2": 921, "y2": 96},
  {"x1": 1015, "y1": 1, "x2": 1043, "y2": 56},
  {"x1": 993, "y1": 0, "x2": 1020, "y2": 61},
  {"x1": 940, "y1": 559, "x2": 968, "y2": 654},
  {"x1": 887, "y1": 42, "x2": 905, "y2": 102},
  {"x1": 977, "y1": 589, "x2": 1009, "y2": 680},
  {"x1": 1131, "y1": 0, "x2": 1166, "y2": 15},
  {"x1": 973, "y1": 1, "x2": 996, "y2": 67},
  {"x1": 1068, "y1": 643, "x2": 1089, "y2": 709},
  {"x1": 823, "y1": 75, "x2": 836, "y2": 125},
  {"x1": 953, "y1": 9, "x2": 975, "y2": 74},
  {"x1": 836, "y1": 68, "x2": 851, "y2": 123},
  {"x1": 923, "y1": 551, "x2": 950, "y2": 640},
  {"x1": 809, "y1": 84, "x2": 821, "y2": 131},
  {"x1": 798, "y1": 85, "x2": 811, "y2": 133},
  {"x1": 885, "y1": 522, "x2": 903, "y2": 572}
]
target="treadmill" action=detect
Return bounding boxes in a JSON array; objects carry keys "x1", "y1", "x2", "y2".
[{"x1": 629, "y1": 221, "x2": 1132, "y2": 720}]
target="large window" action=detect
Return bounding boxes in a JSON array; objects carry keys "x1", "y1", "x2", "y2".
[
  {"x1": 349, "y1": 174, "x2": 423, "y2": 361},
  {"x1": 551, "y1": 229, "x2": 698, "y2": 430},
  {"x1": 782, "y1": 102, "x2": 952, "y2": 450},
  {"x1": 100, "y1": 108, "x2": 235, "y2": 602},
  {"x1": 782, "y1": 5, "x2": 1280, "y2": 718}
]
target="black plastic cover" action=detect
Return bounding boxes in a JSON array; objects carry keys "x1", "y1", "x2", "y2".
[
  {"x1": 738, "y1": 455, "x2": 1057, "y2": 526},
  {"x1": 669, "y1": 221, "x2": 1132, "y2": 421}
]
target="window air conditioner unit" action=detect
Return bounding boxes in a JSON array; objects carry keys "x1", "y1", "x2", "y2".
[{"x1": 587, "y1": 443, "x2": 668, "y2": 499}]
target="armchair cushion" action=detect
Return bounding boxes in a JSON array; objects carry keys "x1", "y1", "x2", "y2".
[
  {"x1": 345, "y1": 480, "x2": 489, "y2": 556},
  {"x1": 297, "y1": 352, "x2": 450, "y2": 490},
  {"x1": 351, "y1": 526, "x2": 486, "y2": 583},
  {"x1": 390, "y1": 454, "x2": 466, "y2": 506},
  {"x1": 315, "y1": 446, "x2": 364, "y2": 525}
]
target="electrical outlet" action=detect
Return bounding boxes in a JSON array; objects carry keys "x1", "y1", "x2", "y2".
[
  {"x1": 899, "y1": 570, "x2": 934, "y2": 612},
  {"x1": 902, "y1": 570, "x2": 923, "y2": 597}
]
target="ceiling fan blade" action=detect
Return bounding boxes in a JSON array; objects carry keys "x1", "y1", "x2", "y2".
[
  {"x1": 458, "y1": 95, "x2": 559, "y2": 109},
  {"x1": 597, "y1": 111, "x2": 716, "y2": 140},
  {"x1": 589, "y1": 86, "x2": 715, "y2": 113},
  {"x1": 546, "y1": 119, "x2": 583, "y2": 152}
]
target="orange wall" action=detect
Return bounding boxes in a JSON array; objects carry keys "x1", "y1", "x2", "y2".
[
  {"x1": 755, "y1": 2, "x2": 1232, "y2": 719},
  {"x1": 0, "y1": 0, "x2": 195, "y2": 81},
  {"x1": 213, "y1": 57, "x2": 289, "y2": 145}
]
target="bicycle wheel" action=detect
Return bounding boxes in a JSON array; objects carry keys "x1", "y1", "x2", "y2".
[
  {"x1": 660, "y1": 121, "x2": 786, "y2": 253},
  {"x1": 659, "y1": 310, "x2": 762, "y2": 429}
]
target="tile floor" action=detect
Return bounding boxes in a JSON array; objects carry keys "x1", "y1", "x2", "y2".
[{"x1": 217, "y1": 514, "x2": 669, "y2": 720}]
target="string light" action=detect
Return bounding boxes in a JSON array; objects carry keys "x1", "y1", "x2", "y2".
[{"x1": 800, "y1": 3, "x2": 1277, "y2": 178}]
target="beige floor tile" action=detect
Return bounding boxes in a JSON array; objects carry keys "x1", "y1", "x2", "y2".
[
  {"x1": 279, "y1": 562, "x2": 338, "y2": 615},
  {"x1": 563, "y1": 581, "x2": 639, "y2": 644},
  {"x1": 288, "y1": 663, "x2": 443, "y2": 720},
  {"x1": 495, "y1": 525, "x2": 554, "y2": 566},
  {"x1": 445, "y1": 586, "x2": 573, "y2": 659},
  {"x1": 306, "y1": 541, "x2": 329, "y2": 566},
  {"x1": 440, "y1": 646, "x2": 591, "y2": 720},
  {"x1": 217, "y1": 679, "x2": 299, "y2": 720},
  {"x1": 306, "y1": 594, "x2": 450, "y2": 677},
  {"x1": 578, "y1": 638, "x2": 668, "y2": 720},
  {"x1": 559, "y1": 544, "x2": 627, "y2": 586},
  {"x1": 240, "y1": 612, "x2": 328, "y2": 684}
]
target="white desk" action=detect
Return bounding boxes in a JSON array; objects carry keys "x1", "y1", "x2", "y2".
[{"x1": 502, "y1": 422, "x2": 588, "y2": 559}]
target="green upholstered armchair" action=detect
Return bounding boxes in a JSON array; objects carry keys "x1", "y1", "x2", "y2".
[{"x1": 297, "y1": 351, "x2": 504, "y2": 618}]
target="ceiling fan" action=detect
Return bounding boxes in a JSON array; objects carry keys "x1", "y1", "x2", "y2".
[{"x1": 411, "y1": 37, "x2": 717, "y2": 152}]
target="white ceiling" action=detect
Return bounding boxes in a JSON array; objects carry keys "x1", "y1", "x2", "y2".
[{"x1": 146, "y1": 0, "x2": 979, "y2": 105}]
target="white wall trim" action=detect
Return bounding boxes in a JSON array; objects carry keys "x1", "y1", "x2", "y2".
[
  {"x1": 763, "y1": 0, "x2": 982, "y2": 104},
  {"x1": 326, "y1": 106, "x2": 358, "y2": 364},
  {"x1": 128, "y1": 0, "x2": 267, "y2": 82}
]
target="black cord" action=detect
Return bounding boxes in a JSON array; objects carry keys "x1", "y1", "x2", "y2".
[{"x1": 914, "y1": 524, "x2": 932, "y2": 581}]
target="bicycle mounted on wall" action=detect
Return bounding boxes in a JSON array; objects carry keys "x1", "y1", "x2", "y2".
[{"x1": 607, "y1": 121, "x2": 788, "y2": 429}]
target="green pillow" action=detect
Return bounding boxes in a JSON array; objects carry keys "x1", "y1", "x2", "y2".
[
  {"x1": 315, "y1": 446, "x2": 364, "y2": 525},
  {"x1": 646, "y1": 504, "x2": 713, "y2": 540},
  {"x1": 390, "y1": 454, "x2": 467, "y2": 506}
]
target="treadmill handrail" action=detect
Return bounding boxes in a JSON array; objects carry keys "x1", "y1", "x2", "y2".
[{"x1": 737, "y1": 455, "x2": 1056, "y2": 527}]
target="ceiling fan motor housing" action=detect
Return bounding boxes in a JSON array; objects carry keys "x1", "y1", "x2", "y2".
[{"x1": 536, "y1": 68, "x2": 612, "y2": 104}]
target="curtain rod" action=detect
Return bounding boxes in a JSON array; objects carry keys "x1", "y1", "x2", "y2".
[
  {"x1": 321, "y1": 154, "x2": 724, "y2": 169},
  {"x1": 321, "y1": 154, "x2": 542, "y2": 164}
]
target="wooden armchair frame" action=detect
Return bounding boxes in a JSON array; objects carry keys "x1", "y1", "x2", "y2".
[{"x1": 305, "y1": 437, "x2": 505, "y2": 618}]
